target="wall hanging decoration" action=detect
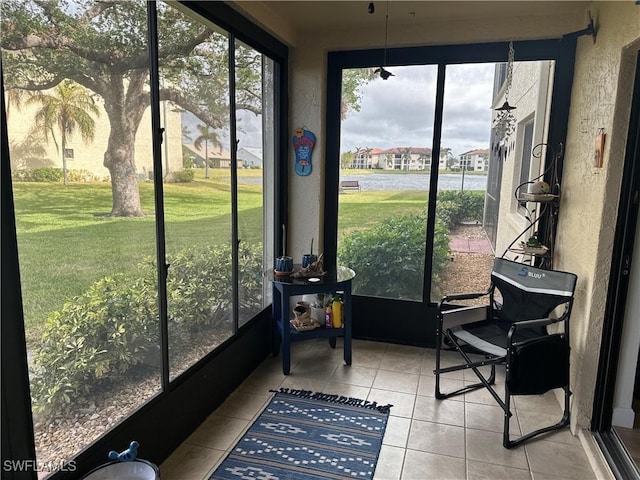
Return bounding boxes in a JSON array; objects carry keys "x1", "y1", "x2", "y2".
[
  {"x1": 293, "y1": 127, "x2": 315, "y2": 176},
  {"x1": 492, "y1": 41, "x2": 517, "y2": 161},
  {"x1": 503, "y1": 142, "x2": 561, "y2": 269}
]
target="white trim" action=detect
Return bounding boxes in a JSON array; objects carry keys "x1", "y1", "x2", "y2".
[
  {"x1": 578, "y1": 430, "x2": 616, "y2": 480},
  {"x1": 612, "y1": 407, "x2": 636, "y2": 428}
]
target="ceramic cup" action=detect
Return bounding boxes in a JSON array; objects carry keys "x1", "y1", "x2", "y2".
[
  {"x1": 275, "y1": 256, "x2": 293, "y2": 272},
  {"x1": 302, "y1": 254, "x2": 318, "y2": 268}
]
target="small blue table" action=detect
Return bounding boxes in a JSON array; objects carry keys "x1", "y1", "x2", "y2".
[{"x1": 267, "y1": 266, "x2": 355, "y2": 375}]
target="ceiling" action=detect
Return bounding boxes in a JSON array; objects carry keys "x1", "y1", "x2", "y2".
[{"x1": 238, "y1": 1, "x2": 590, "y2": 33}]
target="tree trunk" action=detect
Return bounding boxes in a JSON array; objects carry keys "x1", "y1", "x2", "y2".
[
  {"x1": 62, "y1": 132, "x2": 68, "y2": 186},
  {"x1": 205, "y1": 140, "x2": 209, "y2": 178},
  {"x1": 104, "y1": 138, "x2": 145, "y2": 217},
  {"x1": 100, "y1": 73, "x2": 148, "y2": 217},
  {"x1": 60, "y1": 119, "x2": 69, "y2": 187}
]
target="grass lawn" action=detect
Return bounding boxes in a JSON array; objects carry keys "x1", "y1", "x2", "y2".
[
  {"x1": 13, "y1": 166, "x2": 478, "y2": 341},
  {"x1": 337, "y1": 190, "x2": 429, "y2": 239},
  {"x1": 13, "y1": 168, "x2": 263, "y2": 339}
]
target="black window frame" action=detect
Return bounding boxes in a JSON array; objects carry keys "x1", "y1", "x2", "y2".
[
  {"x1": 323, "y1": 38, "x2": 576, "y2": 346},
  {"x1": 1, "y1": 2, "x2": 288, "y2": 478},
  {"x1": 518, "y1": 118, "x2": 536, "y2": 215}
]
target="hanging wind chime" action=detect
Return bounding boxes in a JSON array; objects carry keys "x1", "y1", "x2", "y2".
[
  {"x1": 492, "y1": 41, "x2": 516, "y2": 161},
  {"x1": 372, "y1": 1, "x2": 394, "y2": 80}
]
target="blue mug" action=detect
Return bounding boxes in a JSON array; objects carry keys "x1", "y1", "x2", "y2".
[
  {"x1": 275, "y1": 256, "x2": 293, "y2": 272},
  {"x1": 302, "y1": 254, "x2": 317, "y2": 268}
]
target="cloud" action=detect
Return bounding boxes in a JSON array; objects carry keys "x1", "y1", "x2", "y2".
[{"x1": 340, "y1": 63, "x2": 495, "y2": 157}]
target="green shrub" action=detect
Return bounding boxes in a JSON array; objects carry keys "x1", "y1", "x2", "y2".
[
  {"x1": 31, "y1": 167, "x2": 64, "y2": 182},
  {"x1": 436, "y1": 190, "x2": 484, "y2": 227},
  {"x1": 338, "y1": 214, "x2": 450, "y2": 300},
  {"x1": 166, "y1": 242, "x2": 263, "y2": 330},
  {"x1": 31, "y1": 272, "x2": 159, "y2": 412},
  {"x1": 31, "y1": 242, "x2": 263, "y2": 415},
  {"x1": 12, "y1": 167, "x2": 64, "y2": 182},
  {"x1": 66, "y1": 169, "x2": 102, "y2": 182},
  {"x1": 171, "y1": 169, "x2": 195, "y2": 183},
  {"x1": 237, "y1": 243, "x2": 265, "y2": 314},
  {"x1": 435, "y1": 199, "x2": 459, "y2": 228},
  {"x1": 12, "y1": 168, "x2": 106, "y2": 183},
  {"x1": 430, "y1": 217, "x2": 452, "y2": 299}
]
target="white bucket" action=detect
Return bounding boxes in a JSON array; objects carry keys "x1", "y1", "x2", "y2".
[{"x1": 81, "y1": 460, "x2": 159, "y2": 480}]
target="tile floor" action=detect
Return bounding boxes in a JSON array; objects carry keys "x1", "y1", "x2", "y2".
[{"x1": 160, "y1": 339, "x2": 599, "y2": 480}]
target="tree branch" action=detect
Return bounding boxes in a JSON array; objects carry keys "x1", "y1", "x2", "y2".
[
  {"x1": 158, "y1": 27, "x2": 215, "y2": 59},
  {"x1": 3, "y1": 32, "x2": 70, "y2": 50},
  {"x1": 5, "y1": 76, "x2": 65, "y2": 91},
  {"x1": 160, "y1": 88, "x2": 224, "y2": 129},
  {"x1": 235, "y1": 102, "x2": 261, "y2": 116},
  {"x1": 81, "y1": 0, "x2": 119, "y2": 22}
]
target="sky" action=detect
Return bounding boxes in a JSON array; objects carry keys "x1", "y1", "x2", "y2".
[
  {"x1": 181, "y1": 62, "x2": 497, "y2": 160},
  {"x1": 340, "y1": 63, "x2": 496, "y2": 158}
]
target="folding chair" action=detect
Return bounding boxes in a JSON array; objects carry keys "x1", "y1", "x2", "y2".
[{"x1": 434, "y1": 257, "x2": 577, "y2": 448}]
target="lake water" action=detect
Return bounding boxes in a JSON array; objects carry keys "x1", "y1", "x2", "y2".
[
  {"x1": 239, "y1": 172, "x2": 487, "y2": 191},
  {"x1": 340, "y1": 173, "x2": 487, "y2": 191}
]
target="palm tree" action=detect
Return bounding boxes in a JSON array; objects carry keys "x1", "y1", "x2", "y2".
[
  {"x1": 27, "y1": 80, "x2": 99, "y2": 185},
  {"x1": 401, "y1": 147, "x2": 413, "y2": 171},
  {"x1": 194, "y1": 124, "x2": 221, "y2": 179},
  {"x1": 4, "y1": 87, "x2": 32, "y2": 120}
]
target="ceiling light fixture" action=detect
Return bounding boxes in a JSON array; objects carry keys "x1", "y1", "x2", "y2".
[{"x1": 374, "y1": 1, "x2": 394, "y2": 80}]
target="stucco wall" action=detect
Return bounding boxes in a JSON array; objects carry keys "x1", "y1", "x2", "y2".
[
  {"x1": 237, "y1": 0, "x2": 640, "y2": 431},
  {"x1": 556, "y1": 1, "x2": 640, "y2": 430},
  {"x1": 7, "y1": 99, "x2": 183, "y2": 179},
  {"x1": 494, "y1": 60, "x2": 553, "y2": 259},
  {"x1": 285, "y1": 4, "x2": 587, "y2": 261},
  {"x1": 289, "y1": 47, "x2": 326, "y2": 261}
]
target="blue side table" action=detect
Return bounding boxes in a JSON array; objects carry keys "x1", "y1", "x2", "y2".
[{"x1": 267, "y1": 266, "x2": 355, "y2": 375}]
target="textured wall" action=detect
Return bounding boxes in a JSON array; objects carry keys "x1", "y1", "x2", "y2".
[
  {"x1": 240, "y1": 0, "x2": 640, "y2": 431},
  {"x1": 289, "y1": 46, "x2": 326, "y2": 261},
  {"x1": 494, "y1": 61, "x2": 553, "y2": 259},
  {"x1": 286, "y1": 5, "x2": 587, "y2": 261},
  {"x1": 557, "y1": 1, "x2": 640, "y2": 430},
  {"x1": 7, "y1": 100, "x2": 184, "y2": 178}
]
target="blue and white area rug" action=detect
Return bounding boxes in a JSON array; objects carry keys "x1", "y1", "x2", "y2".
[{"x1": 209, "y1": 388, "x2": 392, "y2": 479}]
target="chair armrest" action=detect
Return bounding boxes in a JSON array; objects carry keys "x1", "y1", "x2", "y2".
[
  {"x1": 507, "y1": 317, "x2": 561, "y2": 345},
  {"x1": 437, "y1": 289, "x2": 491, "y2": 310},
  {"x1": 441, "y1": 305, "x2": 488, "y2": 316},
  {"x1": 512, "y1": 317, "x2": 556, "y2": 330},
  {"x1": 439, "y1": 304, "x2": 489, "y2": 331}
]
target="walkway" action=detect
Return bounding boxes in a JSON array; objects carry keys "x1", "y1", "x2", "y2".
[{"x1": 449, "y1": 235, "x2": 494, "y2": 254}]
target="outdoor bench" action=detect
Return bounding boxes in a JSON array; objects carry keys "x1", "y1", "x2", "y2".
[{"x1": 340, "y1": 180, "x2": 361, "y2": 192}]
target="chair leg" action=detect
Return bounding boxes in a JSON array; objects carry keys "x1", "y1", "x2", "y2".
[
  {"x1": 503, "y1": 385, "x2": 514, "y2": 448},
  {"x1": 454, "y1": 343, "x2": 505, "y2": 410},
  {"x1": 434, "y1": 321, "x2": 445, "y2": 399},
  {"x1": 503, "y1": 385, "x2": 571, "y2": 449},
  {"x1": 434, "y1": 319, "x2": 468, "y2": 399},
  {"x1": 435, "y1": 329, "x2": 500, "y2": 400}
]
